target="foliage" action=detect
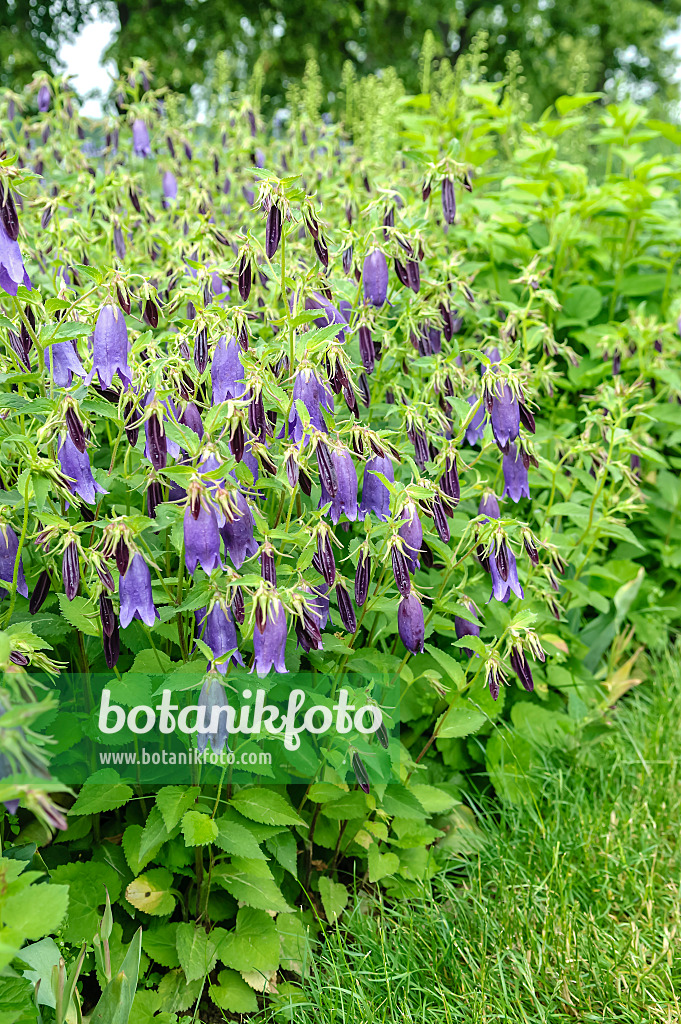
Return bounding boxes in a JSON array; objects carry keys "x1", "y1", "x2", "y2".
[
  {"x1": 0, "y1": 44, "x2": 680, "y2": 1019},
  {"x1": 4, "y1": 1, "x2": 681, "y2": 113}
]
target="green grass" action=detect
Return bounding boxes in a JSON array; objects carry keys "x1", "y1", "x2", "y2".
[{"x1": 263, "y1": 654, "x2": 681, "y2": 1023}]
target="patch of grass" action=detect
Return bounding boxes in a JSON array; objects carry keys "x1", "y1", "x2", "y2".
[{"x1": 264, "y1": 654, "x2": 681, "y2": 1023}]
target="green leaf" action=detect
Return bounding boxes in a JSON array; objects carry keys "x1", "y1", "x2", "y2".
[
  {"x1": 70, "y1": 780, "x2": 134, "y2": 816},
  {"x1": 214, "y1": 857, "x2": 294, "y2": 913},
  {"x1": 318, "y1": 877, "x2": 348, "y2": 923},
  {"x1": 214, "y1": 817, "x2": 267, "y2": 860},
  {"x1": 2, "y1": 883, "x2": 69, "y2": 939},
  {"x1": 142, "y1": 922, "x2": 180, "y2": 968},
  {"x1": 265, "y1": 831, "x2": 298, "y2": 875},
  {"x1": 181, "y1": 810, "x2": 218, "y2": 846},
  {"x1": 380, "y1": 786, "x2": 426, "y2": 820},
  {"x1": 436, "y1": 701, "x2": 486, "y2": 739},
  {"x1": 230, "y1": 788, "x2": 306, "y2": 826},
  {"x1": 57, "y1": 594, "x2": 99, "y2": 636},
  {"x1": 156, "y1": 785, "x2": 200, "y2": 831},
  {"x1": 175, "y1": 922, "x2": 221, "y2": 983},
  {"x1": 218, "y1": 907, "x2": 280, "y2": 974},
  {"x1": 89, "y1": 927, "x2": 142, "y2": 1024},
  {"x1": 156, "y1": 971, "x2": 203, "y2": 1013},
  {"x1": 277, "y1": 912, "x2": 309, "y2": 976},
  {"x1": 50, "y1": 862, "x2": 122, "y2": 944},
  {"x1": 368, "y1": 845, "x2": 400, "y2": 883},
  {"x1": 209, "y1": 968, "x2": 259, "y2": 1013},
  {"x1": 125, "y1": 868, "x2": 175, "y2": 916}
]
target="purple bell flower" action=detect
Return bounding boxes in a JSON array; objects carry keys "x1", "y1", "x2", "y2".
[
  {"x1": 162, "y1": 170, "x2": 178, "y2": 205},
  {"x1": 184, "y1": 504, "x2": 224, "y2": 575},
  {"x1": 398, "y1": 502, "x2": 422, "y2": 573},
  {"x1": 306, "y1": 584, "x2": 330, "y2": 630},
  {"x1": 197, "y1": 674, "x2": 230, "y2": 754},
  {"x1": 212, "y1": 335, "x2": 245, "y2": 403},
  {"x1": 479, "y1": 492, "x2": 501, "y2": 521},
  {"x1": 180, "y1": 402, "x2": 204, "y2": 439},
  {"x1": 489, "y1": 380, "x2": 520, "y2": 452},
  {"x1": 220, "y1": 490, "x2": 258, "y2": 569},
  {"x1": 465, "y1": 395, "x2": 487, "y2": 446},
  {"x1": 45, "y1": 340, "x2": 85, "y2": 388},
  {"x1": 119, "y1": 553, "x2": 159, "y2": 628},
  {"x1": 398, "y1": 593, "x2": 425, "y2": 653},
  {"x1": 252, "y1": 598, "x2": 288, "y2": 677},
  {"x1": 320, "y1": 449, "x2": 358, "y2": 524},
  {"x1": 58, "y1": 435, "x2": 108, "y2": 505},
  {"x1": 360, "y1": 455, "x2": 394, "y2": 520},
  {"x1": 0, "y1": 219, "x2": 32, "y2": 297},
  {"x1": 87, "y1": 304, "x2": 132, "y2": 390},
  {"x1": 144, "y1": 391, "x2": 181, "y2": 463},
  {"x1": 501, "y1": 444, "x2": 530, "y2": 502},
  {"x1": 195, "y1": 603, "x2": 244, "y2": 672},
  {"x1": 132, "y1": 119, "x2": 152, "y2": 157},
  {"x1": 363, "y1": 249, "x2": 388, "y2": 307},
  {"x1": 454, "y1": 600, "x2": 481, "y2": 657},
  {"x1": 37, "y1": 84, "x2": 50, "y2": 112},
  {"x1": 0, "y1": 525, "x2": 28, "y2": 598},
  {"x1": 489, "y1": 543, "x2": 524, "y2": 603},
  {"x1": 305, "y1": 292, "x2": 347, "y2": 341},
  {"x1": 288, "y1": 369, "x2": 334, "y2": 445}
]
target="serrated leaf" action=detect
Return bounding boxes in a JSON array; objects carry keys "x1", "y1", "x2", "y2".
[
  {"x1": 265, "y1": 831, "x2": 298, "y2": 875},
  {"x1": 125, "y1": 868, "x2": 175, "y2": 916},
  {"x1": 368, "y1": 845, "x2": 400, "y2": 883},
  {"x1": 209, "y1": 968, "x2": 258, "y2": 1013},
  {"x1": 214, "y1": 857, "x2": 293, "y2": 913},
  {"x1": 318, "y1": 877, "x2": 348, "y2": 922},
  {"x1": 230, "y1": 788, "x2": 306, "y2": 826},
  {"x1": 214, "y1": 818, "x2": 266, "y2": 860},
  {"x1": 57, "y1": 594, "x2": 99, "y2": 636},
  {"x1": 181, "y1": 810, "x2": 218, "y2": 846},
  {"x1": 69, "y1": 781, "x2": 134, "y2": 816},
  {"x1": 142, "y1": 922, "x2": 180, "y2": 968},
  {"x1": 218, "y1": 907, "x2": 280, "y2": 973},
  {"x1": 156, "y1": 786, "x2": 200, "y2": 831},
  {"x1": 156, "y1": 970, "x2": 203, "y2": 1013},
  {"x1": 50, "y1": 862, "x2": 122, "y2": 944},
  {"x1": 176, "y1": 922, "x2": 221, "y2": 983}
]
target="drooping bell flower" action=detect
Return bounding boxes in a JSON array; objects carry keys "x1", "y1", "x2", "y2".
[
  {"x1": 502, "y1": 444, "x2": 530, "y2": 503},
  {"x1": 252, "y1": 597, "x2": 287, "y2": 677},
  {"x1": 398, "y1": 593, "x2": 425, "y2": 653},
  {"x1": 180, "y1": 402, "x2": 204, "y2": 439},
  {"x1": 363, "y1": 249, "x2": 388, "y2": 307},
  {"x1": 197, "y1": 673, "x2": 230, "y2": 754},
  {"x1": 0, "y1": 525, "x2": 28, "y2": 598},
  {"x1": 488, "y1": 380, "x2": 520, "y2": 452},
  {"x1": 288, "y1": 369, "x2": 333, "y2": 445},
  {"x1": 162, "y1": 170, "x2": 178, "y2": 206},
  {"x1": 510, "y1": 645, "x2": 534, "y2": 692},
  {"x1": 220, "y1": 490, "x2": 258, "y2": 569},
  {"x1": 465, "y1": 396, "x2": 487, "y2": 446},
  {"x1": 119, "y1": 552, "x2": 159, "y2": 628},
  {"x1": 398, "y1": 502, "x2": 422, "y2": 573},
  {"x1": 354, "y1": 548, "x2": 371, "y2": 606},
  {"x1": 87, "y1": 304, "x2": 132, "y2": 390},
  {"x1": 62, "y1": 541, "x2": 79, "y2": 601},
  {"x1": 360, "y1": 455, "x2": 394, "y2": 521},
  {"x1": 184, "y1": 504, "x2": 223, "y2": 575},
  {"x1": 320, "y1": 448, "x2": 358, "y2": 524},
  {"x1": 195, "y1": 603, "x2": 244, "y2": 672},
  {"x1": 305, "y1": 292, "x2": 347, "y2": 342},
  {"x1": 489, "y1": 541, "x2": 524, "y2": 603},
  {"x1": 479, "y1": 492, "x2": 500, "y2": 521},
  {"x1": 144, "y1": 391, "x2": 181, "y2": 466},
  {"x1": 132, "y1": 119, "x2": 152, "y2": 157},
  {"x1": 454, "y1": 600, "x2": 481, "y2": 656},
  {"x1": 265, "y1": 203, "x2": 282, "y2": 258},
  {"x1": 37, "y1": 84, "x2": 50, "y2": 112},
  {"x1": 45, "y1": 340, "x2": 85, "y2": 388},
  {"x1": 211, "y1": 335, "x2": 245, "y2": 403},
  {"x1": 442, "y1": 178, "x2": 456, "y2": 223},
  {"x1": 58, "y1": 435, "x2": 108, "y2": 505},
  {"x1": 0, "y1": 219, "x2": 32, "y2": 297}
]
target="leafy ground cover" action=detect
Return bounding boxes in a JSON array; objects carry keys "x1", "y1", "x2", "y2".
[{"x1": 265, "y1": 654, "x2": 681, "y2": 1024}]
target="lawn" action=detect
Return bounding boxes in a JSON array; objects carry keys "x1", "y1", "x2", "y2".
[{"x1": 266, "y1": 655, "x2": 681, "y2": 1023}]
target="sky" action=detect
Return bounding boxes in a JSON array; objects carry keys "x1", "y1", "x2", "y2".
[{"x1": 62, "y1": 12, "x2": 681, "y2": 116}]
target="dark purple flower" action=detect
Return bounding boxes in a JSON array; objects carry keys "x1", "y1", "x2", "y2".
[
  {"x1": 265, "y1": 203, "x2": 282, "y2": 258},
  {"x1": 220, "y1": 490, "x2": 258, "y2": 569},
  {"x1": 489, "y1": 380, "x2": 520, "y2": 452},
  {"x1": 62, "y1": 541, "x2": 79, "y2": 601},
  {"x1": 0, "y1": 525, "x2": 28, "y2": 598},
  {"x1": 184, "y1": 505, "x2": 223, "y2": 575},
  {"x1": 398, "y1": 502, "x2": 422, "y2": 573},
  {"x1": 29, "y1": 570, "x2": 51, "y2": 614},
  {"x1": 489, "y1": 543, "x2": 524, "y2": 603},
  {"x1": 510, "y1": 646, "x2": 534, "y2": 692},
  {"x1": 305, "y1": 292, "x2": 347, "y2": 342},
  {"x1": 45, "y1": 340, "x2": 85, "y2": 387},
  {"x1": 0, "y1": 219, "x2": 32, "y2": 297},
  {"x1": 288, "y1": 369, "x2": 333, "y2": 445},
  {"x1": 360, "y1": 455, "x2": 394, "y2": 521},
  {"x1": 132, "y1": 119, "x2": 151, "y2": 157},
  {"x1": 363, "y1": 249, "x2": 388, "y2": 307},
  {"x1": 355, "y1": 549, "x2": 371, "y2": 606},
  {"x1": 502, "y1": 444, "x2": 530, "y2": 502},
  {"x1": 454, "y1": 600, "x2": 481, "y2": 656},
  {"x1": 479, "y1": 492, "x2": 500, "y2": 521},
  {"x1": 195, "y1": 603, "x2": 244, "y2": 672},
  {"x1": 197, "y1": 674, "x2": 230, "y2": 754},
  {"x1": 252, "y1": 597, "x2": 287, "y2": 677},
  {"x1": 212, "y1": 335, "x2": 245, "y2": 404},
  {"x1": 37, "y1": 84, "x2": 50, "y2": 112},
  {"x1": 58, "y1": 435, "x2": 108, "y2": 505},
  {"x1": 320, "y1": 449, "x2": 358, "y2": 524},
  {"x1": 398, "y1": 593, "x2": 425, "y2": 653},
  {"x1": 181, "y1": 402, "x2": 204, "y2": 439},
  {"x1": 87, "y1": 304, "x2": 132, "y2": 390},
  {"x1": 144, "y1": 392, "x2": 181, "y2": 465},
  {"x1": 465, "y1": 395, "x2": 487, "y2": 446},
  {"x1": 119, "y1": 552, "x2": 158, "y2": 628},
  {"x1": 442, "y1": 178, "x2": 456, "y2": 223},
  {"x1": 305, "y1": 584, "x2": 330, "y2": 630}
]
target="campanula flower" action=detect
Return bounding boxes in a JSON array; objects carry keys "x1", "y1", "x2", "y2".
[
  {"x1": 363, "y1": 249, "x2": 389, "y2": 306},
  {"x1": 0, "y1": 219, "x2": 32, "y2": 297},
  {"x1": 398, "y1": 502, "x2": 423, "y2": 573},
  {"x1": 502, "y1": 443, "x2": 530, "y2": 502},
  {"x1": 489, "y1": 543, "x2": 524, "y2": 603},
  {"x1": 220, "y1": 490, "x2": 258, "y2": 568},
  {"x1": 211, "y1": 335, "x2": 245, "y2": 403},
  {"x1": 360, "y1": 454, "x2": 394, "y2": 520},
  {"x1": 197, "y1": 673, "x2": 230, "y2": 754},
  {"x1": 320, "y1": 448, "x2": 358, "y2": 524},
  {"x1": 195, "y1": 603, "x2": 244, "y2": 671},
  {"x1": 489, "y1": 380, "x2": 520, "y2": 452},
  {"x1": 184, "y1": 504, "x2": 224, "y2": 575},
  {"x1": 87, "y1": 304, "x2": 132, "y2": 390},
  {"x1": 132, "y1": 119, "x2": 151, "y2": 157},
  {"x1": 58, "y1": 435, "x2": 108, "y2": 505},
  {"x1": 252, "y1": 597, "x2": 288, "y2": 677},
  {"x1": 398, "y1": 593, "x2": 425, "y2": 653},
  {"x1": 465, "y1": 395, "x2": 486, "y2": 446},
  {"x1": 0, "y1": 525, "x2": 28, "y2": 598},
  {"x1": 288, "y1": 369, "x2": 334, "y2": 445},
  {"x1": 119, "y1": 552, "x2": 159, "y2": 628},
  {"x1": 45, "y1": 340, "x2": 85, "y2": 388}
]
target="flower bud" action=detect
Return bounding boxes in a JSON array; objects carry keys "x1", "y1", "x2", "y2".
[
  {"x1": 29, "y1": 570, "x2": 51, "y2": 615},
  {"x1": 352, "y1": 751, "x2": 370, "y2": 794},
  {"x1": 335, "y1": 583, "x2": 356, "y2": 633},
  {"x1": 355, "y1": 548, "x2": 371, "y2": 607},
  {"x1": 391, "y1": 546, "x2": 411, "y2": 596},
  {"x1": 62, "y1": 541, "x2": 80, "y2": 602},
  {"x1": 265, "y1": 203, "x2": 282, "y2": 259},
  {"x1": 99, "y1": 593, "x2": 116, "y2": 637}
]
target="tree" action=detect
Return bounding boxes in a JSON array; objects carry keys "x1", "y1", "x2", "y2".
[{"x1": 2, "y1": 0, "x2": 681, "y2": 112}]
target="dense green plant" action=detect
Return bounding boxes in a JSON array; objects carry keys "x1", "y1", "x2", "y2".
[{"x1": 0, "y1": 44, "x2": 679, "y2": 1021}]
